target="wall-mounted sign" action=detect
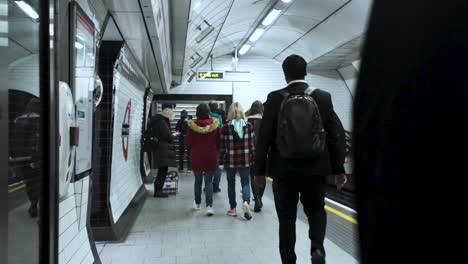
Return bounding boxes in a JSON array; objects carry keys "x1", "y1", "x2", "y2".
[
  {"x1": 196, "y1": 71, "x2": 250, "y2": 82},
  {"x1": 122, "y1": 100, "x2": 131, "y2": 161},
  {"x1": 70, "y1": 2, "x2": 96, "y2": 181},
  {"x1": 197, "y1": 71, "x2": 224, "y2": 80}
]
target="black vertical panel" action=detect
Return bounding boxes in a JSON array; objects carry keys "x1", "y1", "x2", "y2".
[
  {"x1": 0, "y1": 0, "x2": 8, "y2": 261},
  {"x1": 39, "y1": 0, "x2": 57, "y2": 263},
  {"x1": 354, "y1": 0, "x2": 468, "y2": 263},
  {"x1": 90, "y1": 40, "x2": 123, "y2": 239}
]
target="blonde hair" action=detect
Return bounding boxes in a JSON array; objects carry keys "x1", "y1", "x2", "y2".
[
  {"x1": 161, "y1": 108, "x2": 174, "y2": 121},
  {"x1": 227, "y1": 102, "x2": 246, "y2": 121}
]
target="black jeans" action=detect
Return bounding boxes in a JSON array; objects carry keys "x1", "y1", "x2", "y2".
[
  {"x1": 178, "y1": 136, "x2": 190, "y2": 170},
  {"x1": 154, "y1": 166, "x2": 168, "y2": 194},
  {"x1": 272, "y1": 168, "x2": 326, "y2": 264}
]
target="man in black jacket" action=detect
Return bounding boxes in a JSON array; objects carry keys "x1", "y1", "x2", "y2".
[{"x1": 255, "y1": 55, "x2": 347, "y2": 264}]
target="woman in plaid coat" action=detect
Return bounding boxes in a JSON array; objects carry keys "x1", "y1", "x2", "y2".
[{"x1": 220, "y1": 102, "x2": 256, "y2": 220}]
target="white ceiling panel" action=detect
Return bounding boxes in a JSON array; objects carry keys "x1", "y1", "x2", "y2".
[
  {"x1": 105, "y1": 0, "x2": 141, "y2": 12},
  {"x1": 210, "y1": 0, "x2": 269, "y2": 57},
  {"x1": 250, "y1": 0, "x2": 347, "y2": 58},
  {"x1": 111, "y1": 11, "x2": 147, "y2": 40},
  {"x1": 181, "y1": 0, "x2": 234, "y2": 81},
  {"x1": 276, "y1": 0, "x2": 371, "y2": 63}
]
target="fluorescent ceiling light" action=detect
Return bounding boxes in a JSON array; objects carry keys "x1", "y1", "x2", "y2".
[
  {"x1": 262, "y1": 9, "x2": 281, "y2": 26},
  {"x1": 15, "y1": 1, "x2": 39, "y2": 19},
  {"x1": 239, "y1": 44, "x2": 251, "y2": 55},
  {"x1": 49, "y1": 24, "x2": 54, "y2": 36},
  {"x1": 281, "y1": 0, "x2": 293, "y2": 3},
  {"x1": 75, "y1": 42, "x2": 84, "y2": 49},
  {"x1": 249, "y1": 28, "x2": 265, "y2": 42}
]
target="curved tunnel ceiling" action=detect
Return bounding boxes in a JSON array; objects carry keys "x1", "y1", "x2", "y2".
[{"x1": 178, "y1": 0, "x2": 372, "y2": 83}]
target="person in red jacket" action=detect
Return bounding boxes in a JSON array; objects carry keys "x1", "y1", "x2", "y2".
[{"x1": 184, "y1": 103, "x2": 220, "y2": 216}]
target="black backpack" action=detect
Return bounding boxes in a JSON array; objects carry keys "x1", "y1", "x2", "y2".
[
  {"x1": 142, "y1": 126, "x2": 159, "y2": 152},
  {"x1": 276, "y1": 87, "x2": 326, "y2": 159}
]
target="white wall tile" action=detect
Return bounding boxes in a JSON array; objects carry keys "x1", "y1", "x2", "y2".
[{"x1": 110, "y1": 62, "x2": 145, "y2": 222}]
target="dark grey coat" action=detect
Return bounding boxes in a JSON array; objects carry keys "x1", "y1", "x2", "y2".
[{"x1": 149, "y1": 114, "x2": 177, "y2": 168}]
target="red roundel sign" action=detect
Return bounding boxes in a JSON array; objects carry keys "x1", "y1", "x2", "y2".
[{"x1": 122, "y1": 100, "x2": 131, "y2": 161}]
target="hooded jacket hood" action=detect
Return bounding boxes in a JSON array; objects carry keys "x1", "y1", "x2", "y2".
[{"x1": 188, "y1": 118, "x2": 219, "y2": 134}]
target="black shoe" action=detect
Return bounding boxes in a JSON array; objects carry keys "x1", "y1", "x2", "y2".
[
  {"x1": 213, "y1": 187, "x2": 221, "y2": 193},
  {"x1": 253, "y1": 206, "x2": 262, "y2": 213},
  {"x1": 154, "y1": 192, "x2": 169, "y2": 198},
  {"x1": 28, "y1": 204, "x2": 38, "y2": 218},
  {"x1": 311, "y1": 249, "x2": 325, "y2": 264}
]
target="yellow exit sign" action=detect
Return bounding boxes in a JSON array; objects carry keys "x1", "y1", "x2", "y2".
[{"x1": 197, "y1": 71, "x2": 224, "y2": 80}]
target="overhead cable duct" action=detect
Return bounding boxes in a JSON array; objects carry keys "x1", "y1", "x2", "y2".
[
  {"x1": 196, "y1": 20, "x2": 214, "y2": 43},
  {"x1": 187, "y1": 70, "x2": 196, "y2": 83},
  {"x1": 190, "y1": 53, "x2": 203, "y2": 68}
]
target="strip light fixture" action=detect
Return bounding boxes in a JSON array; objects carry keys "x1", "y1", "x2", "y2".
[
  {"x1": 239, "y1": 44, "x2": 251, "y2": 55},
  {"x1": 238, "y1": 0, "x2": 294, "y2": 56},
  {"x1": 14, "y1": 1, "x2": 39, "y2": 19},
  {"x1": 262, "y1": 9, "x2": 282, "y2": 26},
  {"x1": 249, "y1": 29, "x2": 265, "y2": 42}
]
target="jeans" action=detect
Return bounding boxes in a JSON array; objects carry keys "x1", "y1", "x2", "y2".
[
  {"x1": 272, "y1": 168, "x2": 326, "y2": 264},
  {"x1": 194, "y1": 171, "x2": 215, "y2": 207},
  {"x1": 213, "y1": 167, "x2": 222, "y2": 190},
  {"x1": 226, "y1": 167, "x2": 251, "y2": 209}
]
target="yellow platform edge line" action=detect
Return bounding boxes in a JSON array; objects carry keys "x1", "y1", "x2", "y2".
[
  {"x1": 325, "y1": 205, "x2": 358, "y2": 224},
  {"x1": 8, "y1": 183, "x2": 26, "y2": 193}
]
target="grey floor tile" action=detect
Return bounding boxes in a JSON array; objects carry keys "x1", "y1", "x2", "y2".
[{"x1": 97, "y1": 175, "x2": 359, "y2": 264}]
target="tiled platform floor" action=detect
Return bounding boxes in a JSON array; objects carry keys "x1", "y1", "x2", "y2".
[{"x1": 97, "y1": 173, "x2": 359, "y2": 264}]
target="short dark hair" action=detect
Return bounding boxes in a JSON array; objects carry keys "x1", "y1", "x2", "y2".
[
  {"x1": 208, "y1": 101, "x2": 218, "y2": 111},
  {"x1": 282, "y1": 54, "x2": 307, "y2": 80},
  {"x1": 162, "y1": 103, "x2": 175, "y2": 109},
  {"x1": 248, "y1": 100, "x2": 264, "y2": 116},
  {"x1": 196, "y1": 103, "x2": 210, "y2": 120}
]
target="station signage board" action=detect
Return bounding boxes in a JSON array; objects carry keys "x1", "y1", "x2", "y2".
[
  {"x1": 197, "y1": 71, "x2": 224, "y2": 80},
  {"x1": 196, "y1": 71, "x2": 250, "y2": 82}
]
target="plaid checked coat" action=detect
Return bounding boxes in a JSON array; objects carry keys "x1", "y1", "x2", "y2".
[{"x1": 220, "y1": 122, "x2": 256, "y2": 168}]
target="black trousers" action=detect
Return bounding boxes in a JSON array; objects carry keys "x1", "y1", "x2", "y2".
[
  {"x1": 178, "y1": 136, "x2": 190, "y2": 170},
  {"x1": 272, "y1": 168, "x2": 326, "y2": 264},
  {"x1": 154, "y1": 166, "x2": 168, "y2": 194},
  {"x1": 250, "y1": 167, "x2": 266, "y2": 204}
]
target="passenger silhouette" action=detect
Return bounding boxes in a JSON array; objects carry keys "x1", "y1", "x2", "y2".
[
  {"x1": 255, "y1": 55, "x2": 346, "y2": 264},
  {"x1": 13, "y1": 97, "x2": 42, "y2": 218},
  {"x1": 353, "y1": 0, "x2": 467, "y2": 263},
  {"x1": 184, "y1": 104, "x2": 220, "y2": 215},
  {"x1": 149, "y1": 108, "x2": 177, "y2": 198}
]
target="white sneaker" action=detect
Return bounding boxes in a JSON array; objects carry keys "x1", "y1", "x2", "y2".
[
  {"x1": 242, "y1": 202, "x2": 252, "y2": 220},
  {"x1": 193, "y1": 201, "x2": 201, "y2": 210},
  {"x1": 206, "y1": 206, "x2": 214, "y2": 216}
]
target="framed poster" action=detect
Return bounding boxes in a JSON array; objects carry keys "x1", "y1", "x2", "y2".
[{"x1": 70, "y1": 2, "x2": 96, "y2": 181}]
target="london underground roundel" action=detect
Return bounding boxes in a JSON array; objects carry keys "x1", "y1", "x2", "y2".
[{"x1": 122, "y1": 100, "x2": 131, "y2": 161}]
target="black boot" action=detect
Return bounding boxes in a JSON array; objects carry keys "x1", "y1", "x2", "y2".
[{"x1": 311, "y1": 249, "x2": 325, "y2": 264}]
